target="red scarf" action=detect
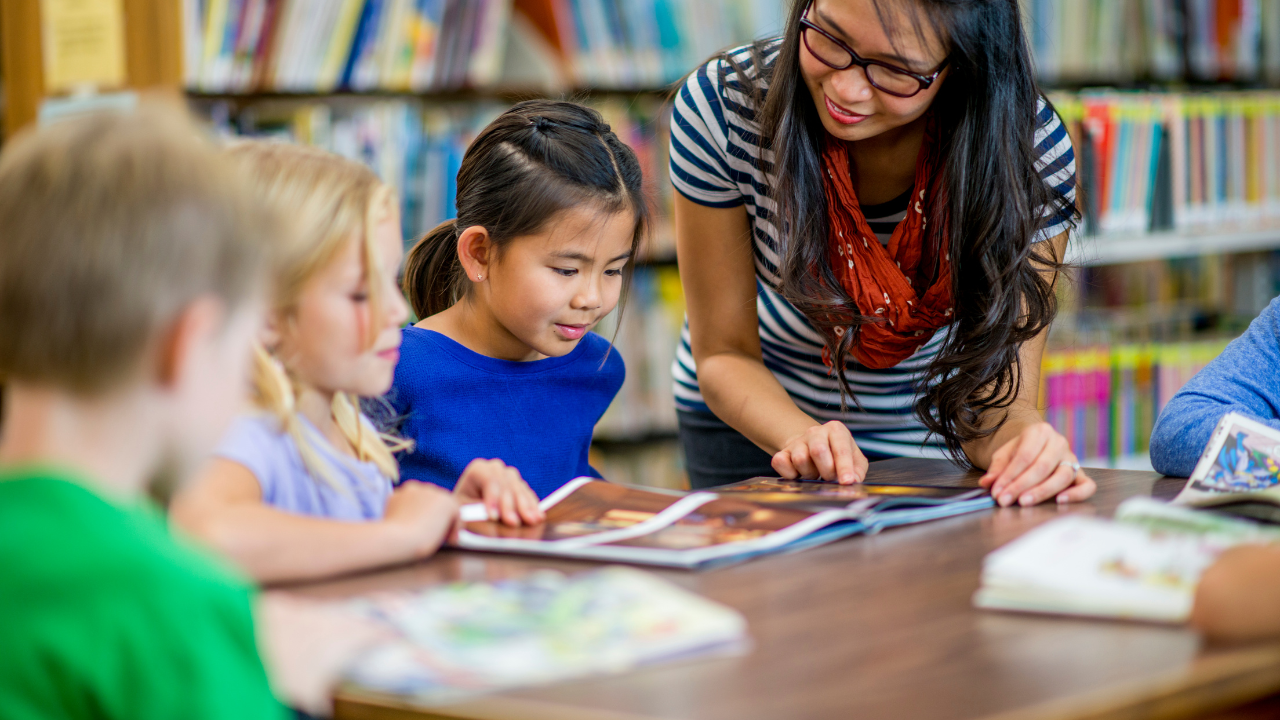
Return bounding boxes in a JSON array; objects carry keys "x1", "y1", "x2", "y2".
[{"x1": 819, "y1": 132, "x2": 954, "y2": 370}]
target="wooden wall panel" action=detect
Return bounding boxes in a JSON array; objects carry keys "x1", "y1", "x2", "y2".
[
  {"x1": 2, "y1": 0, "x2": 184, "y2": 139},
  {"x1": 2, "y1": 0, "x2": 45, "y2": 139}
]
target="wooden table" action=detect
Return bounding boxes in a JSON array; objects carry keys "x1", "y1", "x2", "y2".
[{"x1": 287, "y1": 458, "x2": 1280, "y2": 720}]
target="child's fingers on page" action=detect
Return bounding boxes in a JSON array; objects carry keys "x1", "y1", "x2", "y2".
[
  {"x1": 499, "y1": 490, "x2": 520, "y2": 527},
  {"x1": 517, "y1": 492, "x2": 542, "y2": 524}
]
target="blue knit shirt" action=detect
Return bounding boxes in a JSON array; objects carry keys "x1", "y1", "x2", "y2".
[
  {"x1": 1150, "y1": 296, "x2": 1280, "y2": 477},
  {"x1": 385, "y1": 327, "x2": 624, "y2": 498}
]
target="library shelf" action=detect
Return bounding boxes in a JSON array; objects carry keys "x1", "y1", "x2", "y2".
[{"x1": 1067, "y1": 227, "x2": 1280, "y2": 267}]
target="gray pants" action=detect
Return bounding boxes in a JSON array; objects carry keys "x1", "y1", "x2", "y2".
[{"x1": 677, "y1": 410, "x2": 776, "y2": 489}]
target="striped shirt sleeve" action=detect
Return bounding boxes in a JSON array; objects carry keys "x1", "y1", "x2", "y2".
[
  {"x1": 669, "y1": 59, "x2": 746, "y2": 208},
  {"x1": 1033, "y1": 97, "x2": 1079, "y2": 243}
]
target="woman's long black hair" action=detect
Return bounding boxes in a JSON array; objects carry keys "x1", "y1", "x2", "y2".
[{"x1": 726, "y1": 0, "x2": 1076, "y2": 463}]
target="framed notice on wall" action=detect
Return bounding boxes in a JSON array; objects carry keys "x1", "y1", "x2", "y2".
[{"x1": 40, "y1": 0, "x2": 127, "y2": 93}]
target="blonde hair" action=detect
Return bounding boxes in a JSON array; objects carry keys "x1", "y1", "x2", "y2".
[
  {"x1": 0, "y1": 102, "x2": 275, "y2": 394},
  {"x1": 226, "y1": 140, "x2": 406, "y2": 486}
]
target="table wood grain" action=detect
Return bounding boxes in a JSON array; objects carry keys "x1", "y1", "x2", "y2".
[{"x1": 280, "y1": 458, "x2": 1280, "y2": 720}]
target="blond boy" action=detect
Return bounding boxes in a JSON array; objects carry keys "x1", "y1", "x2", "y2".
[{"x1": 0, "y1": 106, "x2": 285, "y2": 719}]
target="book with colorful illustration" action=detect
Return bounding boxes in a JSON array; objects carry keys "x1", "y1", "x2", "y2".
[
  {"x1": 973, "y1": 510, "x2": 1227, "y2": 623},
  {"x1": 455, "y1": 477, "x2": 993, "y2": 569},
  {"x1": 1174, "y1": 411, "x2": 1280, "y2": 522},
  {"x1": 341, "y1": 566, "x2": 748, "y2": 704}
]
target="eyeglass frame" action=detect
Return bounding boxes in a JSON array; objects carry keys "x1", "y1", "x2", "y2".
[{"x1": 798, "y1": 1, "x2": 949, "y2": 99}]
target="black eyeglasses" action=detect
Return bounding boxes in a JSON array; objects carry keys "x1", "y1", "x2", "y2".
[{"x1": 799, "y1": 1, "x2": 948, "y2": 99}]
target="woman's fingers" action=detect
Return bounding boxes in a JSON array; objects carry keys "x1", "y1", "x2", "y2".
[
  {"x1": 790, "y1": 441, "x2": 817, "y2": 478},
  {"x1": 807, "y1": 432, "x2": 836, "y2": 481},
  {"x1": 990, "y1": 424, "x2": 1052, "y2": 499},
  {"x1": 996, "y1": 433, "x2": 1069, "y2": 506},
  {"x1": 1012, "y1": 459, "x2": 1077, "y2": 507},
  {"x1": 829, "y1": 430, "x2": 860, "y2": 484},
  {"x1": 980, "y1": 443, "x2": 1013, "y2": 489},
  {"x1": 772, "y1": 450, "x2": 799, "y2": 479},
  {"x1": 1056, "y1": 472, "x2": 1097, "y2": 504}
]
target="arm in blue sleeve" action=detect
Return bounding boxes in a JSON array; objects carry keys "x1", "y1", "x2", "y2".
[{"x1": 1149, "y1": 297, "x2": 1280, "y2": 476}]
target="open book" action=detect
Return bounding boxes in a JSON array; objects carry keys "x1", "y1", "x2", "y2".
[
  {"x1": 342, "y1": 566, "x2": 748, "y2": 704},
  {"x1": 455, "y1": 477, "x2": 992, "y2": 569},
  {"x1": 973, "y1": 497, "x2": 1280, "y2": 623},
  {"x1": 1174, "y1": 412, "x2": 1280, "y2": 523}
]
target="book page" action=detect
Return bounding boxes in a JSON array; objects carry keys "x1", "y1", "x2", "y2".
[
  {"x1": 1176, "y1": 412, "x2": 1280, "y2": 505},
  {"x1": 607, "y1": 497, "x2": 824, "y2": 551},
  {"x1": 461, "y1": 480, "x2": 695, "y2": 543},
  {"x1": 975, "y1": 516, "x2": 1223, "y2": 622},
  {"x1": 715, "y1": 477, "x2": 979, "y2": 512}
]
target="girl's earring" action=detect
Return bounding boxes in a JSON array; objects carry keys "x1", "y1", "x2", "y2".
[{"x1": 476, "y1": 274, "x2": 483, "y2": 280}]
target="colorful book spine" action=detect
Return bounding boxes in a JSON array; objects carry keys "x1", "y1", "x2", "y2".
[
  {"x1": 1026, "y1": 0, "x2": 1280, "y2": 83},
  {"x1": 1053, "y1": 90, "x2": 1280, "y2": 237},
  {"x1": 182, "y1": 0, "x2": 784, "y2": 92},
  {"x1": 1040, "y1": 339, "x2": 1233, "y2": 463}
]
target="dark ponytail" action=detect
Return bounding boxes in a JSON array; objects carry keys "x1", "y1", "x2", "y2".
[
  {"x1": 403, "y1": 219, "x2": 464, "y2": 318},
  {"x1": 403, "y1": 100, "x2": 649, "y2": 320}
]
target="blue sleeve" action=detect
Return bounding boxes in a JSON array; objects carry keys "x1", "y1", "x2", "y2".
[{"x1": 1150, "y1": 296, "x2": 1280, "y2": 476}]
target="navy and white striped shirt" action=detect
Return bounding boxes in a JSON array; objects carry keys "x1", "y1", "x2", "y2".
[{"x1": 669, "y1": 41, "x2": 1077, "y2": 459}]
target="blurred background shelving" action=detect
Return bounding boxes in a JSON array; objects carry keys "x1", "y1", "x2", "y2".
[{"x1": 8, "y1": 0, "x2": 1280, "y2": 485}]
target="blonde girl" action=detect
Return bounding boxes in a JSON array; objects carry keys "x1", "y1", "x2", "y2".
[{"x1": 171, "y1": 141, "x2": 537, "y2": 584}]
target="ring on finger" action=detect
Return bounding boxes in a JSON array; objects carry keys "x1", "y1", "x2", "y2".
[{"x1": 1058, "y1": 459, "x2": 1081, "y2": 480}]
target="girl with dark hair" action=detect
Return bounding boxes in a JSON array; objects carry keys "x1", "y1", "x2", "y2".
[
  {"x1": 671, "y1": 0, "x2": 1096, "y2": 507},
  {"x1": 390, "y1": 99, "x2": 648, "y2": 503}
]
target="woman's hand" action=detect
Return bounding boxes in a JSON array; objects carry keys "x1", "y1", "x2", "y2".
[
  {"x1": 453, "y1": 458, "x2": 544, "y2": 527},
  {"x1": 771, "y1": 420, "x2": 868, "y2": 484},
  {"x1": 980, "y1": 422, "x2": 1096, "y2": 507}
]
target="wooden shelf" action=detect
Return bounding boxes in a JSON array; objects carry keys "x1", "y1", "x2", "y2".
[
  {"x1": 187, "y1": 87, "x2": 677, "y2": 103},
  {"x1": 1066, "y1": 227, "x2": 1280, "y2": 266}
]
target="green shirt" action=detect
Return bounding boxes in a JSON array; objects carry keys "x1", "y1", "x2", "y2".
[{"x1": 0, "y1": 469, "x2": 287, "y2": 720}]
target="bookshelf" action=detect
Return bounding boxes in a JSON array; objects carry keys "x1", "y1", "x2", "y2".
[
  {"x1": 7, "y1": 1, "x2": 1280, "y2": 482},
  {"x1": 1067, "y1": 227, "x2": 1280, "y2": 266}
]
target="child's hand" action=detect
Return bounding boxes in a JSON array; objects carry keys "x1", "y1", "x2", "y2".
[
  {"x1": 454, "y1": 458, "x2": 544, "y2": 527},
  {"x1": 382, "y1": 481, "x2": 459, "y2": 557}
]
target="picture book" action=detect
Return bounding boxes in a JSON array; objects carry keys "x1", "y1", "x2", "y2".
[
  {"x1": 973, "y1": 512, "x2": 1224, "y2": 623},
  {"x1": 974, "y1": 496, "x2": 1280, "y2": 623},
  {"x1": 455, "y1": 477, "x2": 993, "y2": 569},
  {"x1": 340, "y1": 566, "x2": 747, "y2": 704},
  {"x1": 1174, "y1": 411, "x2": 1280, "y2": 522}
]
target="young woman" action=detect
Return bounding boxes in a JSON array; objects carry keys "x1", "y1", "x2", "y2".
[{"x1": 671, "y1": 0, "x2": 1096, "y2": 507}]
